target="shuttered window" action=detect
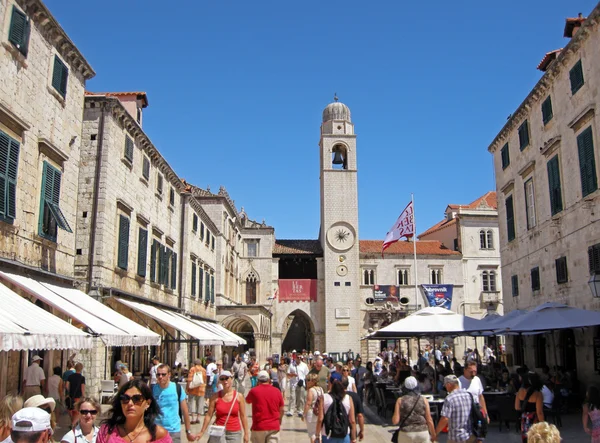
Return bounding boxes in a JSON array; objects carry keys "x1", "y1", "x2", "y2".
[
  {"x1": 199, "y1": 268, "x2": 204, "y2": 301},
  {"x1": 191, "y1": 263, "x2": 197, "y2": 297},
  {"x1": 524, "y1": 179, "x2": 536, "y2": 230},
  {"x1": 589, "y1": 243, "x2": 600, "y2": 274},
  {"x1": 205, "y1": 270, "x2": 211, "y2": 302},
  {"x1": 124, "y1": 136, "x2": 134, "y2": 162},
  {"x1": 547, "y1": 156, "x2": 563, "y2": 215},
  {"x1": 511, "y1": 275, "x2": 519, "y2": 297},
  {"x1": 8, "y1": 6, "x2": 30, "y2": 56},
  {"x1": 505, "y1": 195, "x2": 515, "y2": 242},
  {"x1": 200, "y1": 223, "x2": 205, "y2": 241},
  {"x1": 555, "y1": 257, "x2": 568, "y2": 284},
  {"x1": 0, "y1": 131, "x2": 20, "y2": 223},
  {"x1": 570, "y1": 60, "x2": 585, "y2": 95},
  {"x1": 518, "y1": 120, "x2": 530, "y2": 151},
  {"x1": 210, "y1": 274, "x2": 215, "y2": 303},
  {"x1": 501, "y1": 143, "x2": 510, "y2": 169},
  {"x1": 577, "y1": 127, "x2": 598, "y2": 197},
  {"x1": 531, "y1": 267, "x2": 540, "y2": 291},
  {"x1": 192, "y1": 214, "x2": 198, "y2": 232},
  {"x1": 171, "y1": 252, "x2": 177, "y2": 290},
  {"x1": 51, "y1": 56, "x2": 68, "y2": 98},
  {"x1": 137, "y1": 228, "x2": 148, "y2": 277},
  {"x1": 169, "y1": 188, "x2": 175, "y2": 206},
  {"x1": 142, "y1": 157, "x2": 150, "y2": 180},
  {"x1": 117, "y1": 215, "x2": 130, "y2": 270},
  {"x1": 39, "y1": 162, "x2": 72, "y2": 241},
  {"x1": 541, "y1": 96, "x2": 553, "y2": 125},
  {"x1": 150, "y1": 239, "x2": 158, "y2": 282}
]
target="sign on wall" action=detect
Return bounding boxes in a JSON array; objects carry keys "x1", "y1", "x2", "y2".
[
  {"x1": 421, "y1": 284, "x2": 454, "y2": 310},
  {"x1": 278, "y1": 279, "x2": 317, "y2": 302},
  {"x1": 373, "y1": 285, "x2": 400, "y2": 303}
]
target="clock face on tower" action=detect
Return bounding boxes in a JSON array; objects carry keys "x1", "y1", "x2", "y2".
[{"x1": 326, "y1": 223, "x2": 356, "y2": 252}]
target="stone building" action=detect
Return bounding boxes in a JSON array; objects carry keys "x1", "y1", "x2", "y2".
[{"x1": 488, "y1": 8, "x2": 600, "y2": 386}]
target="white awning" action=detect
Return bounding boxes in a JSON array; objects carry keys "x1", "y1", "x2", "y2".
[
  {"x1": 116, "y1": 298, "x2": 226, "y2": 345},
  {"x1": 0, "y1": 283, "x2": 92, "y2": 351},
  {"x1": 190, "y1": 320, "x2": 247, "y2": 346},
  {"x1": 0, "y1": 271, "x2": 161, "y2": 347}
]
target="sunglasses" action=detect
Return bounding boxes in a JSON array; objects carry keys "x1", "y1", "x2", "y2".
[
  {"x1": 219, "y1": 376, "x2": 230, "y2": 381},
  {"x1": 79, "y1": 410, "x2": 98, "y2": 416},
  {"x1": 156, "y1": 373, "x2": 169, "y2": 378},
  {"x1": 39, "y1": 407, "x2": 52, "y2": 414},
  {"x1": 342, "y1": 369, "x2": 349, "y2": 372},
  {"x1": 120, "y1": 394, "x2": 145, "y2": 405}
]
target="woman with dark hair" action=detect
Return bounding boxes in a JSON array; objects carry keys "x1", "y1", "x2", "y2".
[
  {"x1": 363, "y1": 362, "x2": 374, "y2": 405},
  {"x1": 515, "y1": 373, "x2": 544, "y2": 443},
  {"x1": 315, "y1": 380, "x2": 356, "y2": 443},
  {"x1": 97, "y1": 379, "x2": 170, "y2": 443},
  {"x1": 583, "y1": 385, "x2": 600, "y2": 442}
]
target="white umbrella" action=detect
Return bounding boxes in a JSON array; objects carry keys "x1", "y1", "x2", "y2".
[{"x1": 501, "y1": 302, "x2": 600, "y2": 333}]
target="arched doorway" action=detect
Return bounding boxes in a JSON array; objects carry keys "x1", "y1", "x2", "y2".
[
  {"x1": 222, "y1": 316, "x2": 256, "y2": 354},
  {"x1": 281, "y1": 310, "x2": 314, "y2": 353}
]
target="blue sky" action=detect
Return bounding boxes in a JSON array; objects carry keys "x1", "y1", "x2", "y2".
[{"x1": 47, "y1": 0, "x2": 597, "y2": 240}]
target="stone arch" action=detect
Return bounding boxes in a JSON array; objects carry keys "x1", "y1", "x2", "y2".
[
  {"x1": 221, "y1": 314, "x2": 258, "y2": 354},
  {"x1": 244, "y1": 269, "x2": 259, "y2": 305},
  {"x1": 331, "y1": 143, "x2": 348, "y2": 170},
  {"x1": 280, "y1": 309, "x2": 315, "y2": 353}
]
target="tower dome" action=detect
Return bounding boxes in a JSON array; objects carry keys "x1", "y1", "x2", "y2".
[{"x1": 322, "y1": 94, "x2": 351, "y2": 123}]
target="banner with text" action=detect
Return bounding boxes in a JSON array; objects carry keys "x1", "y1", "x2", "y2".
[
  {"x1": 421, "y1": 284, "x2": 454, "y2": 310},
  {"x1": 278, "y1": 279, "x2": 317, "y2": 302},
  {"x1": 373, "y1": 285, "x2": 400, "y2": 303}
]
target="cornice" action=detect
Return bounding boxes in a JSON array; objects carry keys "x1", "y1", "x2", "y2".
[
  {"x1": 487, "y1": 5, "x2": 600, "y2": 153},
  {"x1": 18, "y1": 0, "x2": 95, "y2": 80},
  {"x1": 188, "y1": 197, "x2": 219, "y2": 234}
]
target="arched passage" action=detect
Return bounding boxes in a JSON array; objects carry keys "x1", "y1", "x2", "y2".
[
  {"x1": 281, "y1": 310, "x2": 314, "y2": 353},
  {"x1": 222, "y1": 315, "x2": 257, "y2": 354}
]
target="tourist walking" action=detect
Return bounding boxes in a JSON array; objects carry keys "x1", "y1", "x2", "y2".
[
  {"x1": 583, "y1": 385, "x2": 600, "y2": 442},
  {"x1": 526, "y1": 422, "x2": 561, "y2": 443},
  {"x1": 60, "y1": 397, "x2": 100, "y2": 443},
  {"x1": 206, "y1": 358, "x2": 218, "y2": 394},
  {"x1": 351, "y1": 358, "x2": 366, "y2": 402},
  {"x1": 342, "y1": 379, "x2": 364, "y2": 442},
  {"x1": 47, "y1": 367, "x2": 64, "y2": 415},
  {"x1": 245, "y1": 371, "x2": 284, "y2": 442},
  {"x1": 458, "y1": 361, "x2": 488, "y2": 420},
  {"x1": 198, "y1": 370, "x2": 249, "y2": 443},
  {"x1": 66, "y1": 363, "x2": 86, "y2": 429},
  {"x1": 22, "y1": 356, "x2": 45, "y2": 401},
  {"x1": 434, "y1": 374, "x2": 475, "y2": 443},
  {"x1": 392, "y1": 376, "x2": 435, "y2": 443},
  {"x1": 277, "y1": 359, "x2": 288, "y2": 396},
  {"x1": 286, "y1": 357, "x2": 299, "y2": 417},
  {"x1": 295, "y1": 356, "x2": 310, "y2": 418},
  {"x1": 315, "y1": 380, "x2": 356, "y2": 443},
  {"x1": 250, "y1": 358, "x2": 260, "y2": 388},
  {"x1": 0, "y1": 393, "x2": 23, "y2": 443},
  {"x1": 302, "y1": 373, "x2": 323, "y2": 443},
  {"x1": 98, "y1": 379, "x2": 171, "y2": 443},
  {"x1": 150, "y1": 356, "x2": 160, "y2": 387},
  {"x1": 10, "y1": 407, "x2": 53, "y2": 443},
  {"x1": 232, "y1": 355, "x2": 248, "y2": 395},
  {"x1": 309, "y1": 357, "x2": 329, "y2": 392},
  {"x1": 515, "y1": 373, "x2": 544, "y2": 443},
  {"x1": 23, "y1": 395, "x2": 56, "y2": 435},
  {"x1": 187, "y1": 359, "x2": 207, "y2": 425}
]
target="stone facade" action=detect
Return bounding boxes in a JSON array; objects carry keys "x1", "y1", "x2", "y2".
[{"x1": 488, "y1": 7, "x2": 600, "y2": 387}]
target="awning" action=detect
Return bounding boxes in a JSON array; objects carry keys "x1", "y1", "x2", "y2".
[
  {"x1": 0, "y1": 283, "x2": 92, "y2": 351},
  {"x1": 0, "y1": 271, "x2": 161, "y2": 347},
  {"x1": 191, "y1": 320, "x2": 247, "y2": 346},
  {"x1": 116, "y1": 298, "x2": 226, "y2": 345}
]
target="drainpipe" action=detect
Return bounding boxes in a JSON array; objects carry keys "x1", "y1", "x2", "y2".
[{"x1": 87, "y1": 101, "x2": 106, "y2": 292}]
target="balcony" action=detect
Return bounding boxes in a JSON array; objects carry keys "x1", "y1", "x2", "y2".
[{"x1": 480, "y1": 291, "x2": 501, "y2": 303}]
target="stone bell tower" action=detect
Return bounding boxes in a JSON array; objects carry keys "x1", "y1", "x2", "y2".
[{"x1": 319, "y1": 95, "x2": 361, "y2": 353}]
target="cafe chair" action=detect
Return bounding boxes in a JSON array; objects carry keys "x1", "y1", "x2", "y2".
[
  {"x1": 100, "y1": 380, "x2": 117, "y2": 404},
  {"x1": 494, "y1": 394, "x2": 517, "y2": 432}
]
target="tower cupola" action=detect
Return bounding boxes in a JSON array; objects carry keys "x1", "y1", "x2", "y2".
[{"x1": 322, "y1": 94, "x2": 351, "y2": 123}]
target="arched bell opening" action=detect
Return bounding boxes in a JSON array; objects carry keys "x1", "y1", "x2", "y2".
[{"x1": 332, "y1": 144, "x2": 348, "y2": 170}]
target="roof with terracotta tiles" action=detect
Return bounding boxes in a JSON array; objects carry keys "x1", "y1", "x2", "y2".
[
  {"x1": 273, "y1": 240, "x2": 323, "y2": 255},
  {"x1": 85, "y1": 91, "x2": 148, "y2": 107},
  {"x1": 564, "y1": 16, "x2": 586, "y2": 38},
  {"x1": 537, "y1": 49, "x2": 562, "y2": 71},
  {"x1": 418, "y1": 218, "x2": 457, "y2": 238},
  {"x1": 360, "y1": 240, "x2": 460, "y2": 256}
]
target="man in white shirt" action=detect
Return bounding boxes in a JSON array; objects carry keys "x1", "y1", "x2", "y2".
[
  {"x1": 286, "y1": 358, "x2": 298, "y2": 416},
  {"x1": 295, "y1": 356, "x2": 309, "y2": 418},
  {"x1": 149, "y1": 356, "x2": 160, "y2": 386},
  {"x1": 205, "y1": 357, "x2": 217, "y2": 393},
  {"x1": 458, "y1": 360, "x2": 488, "y2": 420},
  {"x1": 22, "y1": 356, "x2": 45, "y2": 401}
]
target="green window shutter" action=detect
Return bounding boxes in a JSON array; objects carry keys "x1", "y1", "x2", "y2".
[
  {"x1": 124, "y1": 136, "x2": 134, "y2": 162},
  {"x1": 8, "y1": 7, "x2": 30, "y2": 56},
  {"x1": 577, "y1": 127, "x2": 598, "y2": 197},
  {"x1": 210, "y1": 275, "x2": 215, "y2": 303},
  {"x1": 51, "y1": 56, "x2": 68, "y2": 98},
  {"x1": 171, "y1": 252, "x2": 177, "y2": 290},
  {"x1": 589, "y1": 244, "x2": 600, "y2": 274},
  {"x1": 541, "y1": 96, "x2": 553, "y2": 125},
  {"x1": 518, "y1": 120, "x2": 530, "y2": 151},
  {"x1": 150, "y1": 239, "x2": 157, "y2": 282},
  {"x1": 200, "y1": 223, "x2": 205, "y2": 240},
  {"x1": 142, "y1": 157, "x2": 150, "y2": 180},
  {"x1": 547, "y1": 156, "x2": 563, "y2": 215},
  {"x1": 531, "y1": 267, "x2": 540, "y2": 291},
  {"x1": 192, "y1": 214, "x2": 198, "y2": 232},
  {"x1": 505, "y1": 195, "x2": 515, "y2": 242},
  {"x1": 137, "y1": 228, "x2": 148, "y2": 277},
  {"x1": 117, "y1": 215, "x2": 130, "y2": 270},
  {"x1": 0, "y1": 131, "x2": 20, "y2": 221},
  {"x1": 511, "y1": 275, "x2": 519, "y2": 297},
  {"x1": 198, "y1": 268, "x2": 203, "y2": 300},
  {"x1": 205, "y1": 271, "x2": 210, "y2": 302},
  {"x1": 191, "y1": 263, "x2": 196, "y2": 297},
  {"x1": 570, "y1": 60, "x2": 585, "y2": 94},
  {"x1": 158, "y1": 246, "x2": 165, "y2": 284},
  {"x1": 501, "y1": 143, "x2": 510, "y2": 169}
]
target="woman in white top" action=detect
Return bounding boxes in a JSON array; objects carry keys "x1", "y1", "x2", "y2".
[
  {"x1": 60, "y1": 397, "x2": 100, "y2": 443},
  {"x1": 302, "y1": 373, "x2": 324, "y2": 442},
  {"x1": 315, "y1": 380, "x2": 356, "y2": 443},
  {"x1": 341, "y1": 366, "x2": 357, "y2": 393},
  {"x1": 48, "y1": 367, "x2": 64, "y2": 410}
]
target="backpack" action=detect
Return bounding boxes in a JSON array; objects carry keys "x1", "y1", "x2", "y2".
[
  {"x1": 469, "y1": 392, "x2": 488, "y2": 438},
  {"x1": 324, "y1": 396, "x2": 349, "y2": 439},
  {"x1": 176, "y1": 382, "x2": 183, "y2": 422},
  {"x1": 312, "y1": 387, "x2": 323, "y2": 416}
]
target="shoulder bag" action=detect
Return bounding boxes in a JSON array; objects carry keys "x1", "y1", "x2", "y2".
[
  {"x1": 209, "y1": 390, "x2": 237, "y2": 438},
  {"x1": 189, "y1": 369, "x2": 204, "y2": 389},
  {"x1": 391, "y1": 395, "x2": 421, "y2": 442}
]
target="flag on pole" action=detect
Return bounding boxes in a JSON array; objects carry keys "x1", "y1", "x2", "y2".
[
  {"x1": 267, "y1": 289, "x2": 278, "y2": 300},
  {"x1": 382, "y1": 201, "x2": 415, "y2": 256}
]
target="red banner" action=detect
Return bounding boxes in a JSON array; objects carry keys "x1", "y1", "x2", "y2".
[{"x1": 278, "y1": 279, "x2": 317, "y2": 302}]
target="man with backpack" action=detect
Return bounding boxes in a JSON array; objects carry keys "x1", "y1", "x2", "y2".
[
  {"x1": 434, "y1": 375, "x2": 476, "y2": 443},
  {"x1": 315, "y1": 380, "x2": 356, "y2": 443}
]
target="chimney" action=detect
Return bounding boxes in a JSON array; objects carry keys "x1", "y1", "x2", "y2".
[{"x1": 564, "y1": 12, "x2": 586, "y2": 38}]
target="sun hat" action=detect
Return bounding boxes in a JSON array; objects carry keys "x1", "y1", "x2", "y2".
[
  {"x1": 219, "y1": 370, "x2": 232, "y2": 378},
  {"x1": 404, "y1": 376, "x2": 418, "y2": 390},
  {"x1": 23, "y1": 395, "x2": 56, "y2": 412},
  {"x1": 257, "y1": 370, "x2": 270, "y2": 382},
  {"x1": 12, "y1": 407, "x2": 52, "y2": 434},
  {"x1": 31, "y1": 356, "x2": 43, "y2": 362}
]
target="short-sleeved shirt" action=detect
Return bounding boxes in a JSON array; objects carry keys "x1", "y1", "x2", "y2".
[
  {"x1": 152, "y1": 382, "x2": 187, "y2": 433},
  {"x1": 60, "y1": 424, "x2": 99, "y2": 443},
  {"x1": 309, "y1": 366, "x2": 330, "y2": 391},
  {"x1": 24, "y1": 364, "x2": 45, "y2": 386},
  {"x1": 287, "y1": 362, "x2": 298, "y2": 388},
  {"x1": 67, "y1": 373, "x2": 85, "y2": 398},
  {"x1": 346, "y1": 391, "x2": 363, "y2": 416},
  {"x1": 150, "y1": 364, "x2": 158, "y2": 385},
  {"x1": 245, "y1": 384, "x2": 284, "y2": 431},
  {"x1": 62, "y1": 369, "x2": 75, "y2": 383},
  {"x1": 459, "y1": 375, "x2": 483, "y2": 403},
  {"x1": 441, "y1": 388, "x2": 473, "y2": 442}
]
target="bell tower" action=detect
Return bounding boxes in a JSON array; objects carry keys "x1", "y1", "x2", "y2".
[{"x1": 319, "y1": 95, "x2": 361, "y2": 353}]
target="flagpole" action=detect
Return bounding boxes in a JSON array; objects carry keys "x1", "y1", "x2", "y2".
[{"x1": 412, "y1": 193, "x2": 418, "y2": 313}]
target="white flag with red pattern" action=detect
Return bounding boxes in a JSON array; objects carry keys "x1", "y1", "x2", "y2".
[{"x1": 382, "y1": 201, "x2": 414, "y2": 255}]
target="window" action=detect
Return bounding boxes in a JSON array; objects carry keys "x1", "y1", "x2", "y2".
[
  {"x1": 198, "y1": 267, "x2": 204, "y2": 300},
  {"x1": 453, "y1": 238, "x2": 459, "y2": 251},
  {"x1": 156, "y1": 174, "x2": 163, "y2": 195},
  {"x1": 547, "y1": 156, "x2": 563, "y2": 215},
  {"x1": 482, "y1": 270, "x2": 497, "y2": 292},
  {"x1": 206, "y1": 230, "x2": 210, "y2": 246},
  {"x1": 0, "y1": 130, "x2": 20, "y2": 223},
  {"x1": 246, "y1": 271, "x2": 258, "y2": 304},
  {"x1": 200, "y1": 223, "x2": 205, "y2": 241},
  {"x1": 362, "y1": 269, "x2": 375, "y2": 286},
  {"x1": 531, "y1": 267, "x2": 540, "y2": 291},
  {"x1": 150, "y1": 239, "x2": 158, "y2": 282},
  {"x1": 8, "y1": 6, "x2": 30, "y2": 56},
  {"x1": 211, "y1": 235, "x2": 215, "y2": 251},
  {"x1": 501, "y1": 143, "x2": 510, "y2": 169},
  {"x1": 39, "y1": 162, "x2": 72, "y2": 241},
  {"x1": 480, "y1": 230, "x2": 493, "y2": 249},
  {"x1": 247, "y1": 241, "x2": 257, "y2": 257},
  {"x1": 210, "y1": 274, "x2": 215, "y2": 303},
  {"x1": 430, "y1": 268, "x2": 442, "y2": 284},
  {"x1": 570, "y1": 60, "x2": 585, "y2": 95},
  {"x1": 191, "y1": 263, "x2": 197, "y2": 297},
  {"x1": 169, "y1": 188, "x2": 175, "y2": 206},
  {"x1": 192, "y1": 214, "x2": 198, "y2": 232},
  {"x1": 117, "y1": 215, "x2": 130, "y2": 270},
  {"x1": 124, "y1": 136, "x2": 134, "y2": 163},
  {"x1": 556, "y1": 256, "x2": 568, "y2": 284},
  {"x1": 577, "y1": 127, "x2": 598, "y2": 198},
  {"x1": 511, "y1": 275, "x2": 519, "y2": 297},
  {"x1": 137, "y1": 227, "x2": 147, "y2": 277},
  {"x1": 170, "y1": 251, "x2": 177, "y2": 290},
  {"x1": 518, "y1": 120, "x2": 530, "y2": 151},
  {"x1": 51, "y1": 56, "x2": 68, "y2": 98},
  {"x1": 524, "y1": 178, "x2": 536, "y2": 229},
  {"x1": 588, "y1": 243, "x2": 600, "y2": 274},
  {"x1": 541, "y1": 96, "x2": 553, "y2": 125},
  {"x1": 398, "y1": 269, "x2": 409, "y2": 286},
  {"x1": 205, "y1": 269, "x2": 211, "y2": 302},
  {"x1": 505, "y1": 195, "x2": 515, "y2": 242},
  {"x1": 142, "y1": 157, "x2": 150, "y2": 180}
]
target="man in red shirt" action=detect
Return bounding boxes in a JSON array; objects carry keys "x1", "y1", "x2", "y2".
[{"x1": 245, "y1": 370, "x2": 284, "y2": 442}]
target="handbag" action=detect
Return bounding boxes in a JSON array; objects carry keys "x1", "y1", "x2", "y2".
[
  {"x1": 208, "y1": 390, "x2": 237, "y2": 437},
  {"x1": 312, "y1": 387, "x2": 323, "y2": 415},
  {"x1": 189, "y1": 370, "x2": 204, "y2": 389},
  {"x1": 391, "y1": 395, "x2": 421, "y2": 443}
]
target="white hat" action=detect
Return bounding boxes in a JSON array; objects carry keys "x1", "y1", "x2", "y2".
[
  {"x1": 314, "y1": 351, "x2": 321, "y2": 356},
  {"x1": 404, "y1": 376, "x2": 418, "y2": 390},
  {"x1": 257, "y1": 370, "x2": 270, "y2": 382},
  {"x1": 12, "y1": 407, "x2": 52, "y2": 434},
  {"x1": 24, "y1": 395, "x2": 56, "y2": 412},
  {"x1": 292, "y1": 349, "x2": 297, "y2": 353},
  {"x1": 219, "y1": 370, "x2": 233, "y2": 378},
  {"x1": 31, "y1": 355, "x2": 43, "y2": 362}
]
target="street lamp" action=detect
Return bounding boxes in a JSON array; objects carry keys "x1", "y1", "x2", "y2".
[{"x1": 589, "y1": 273, "x2": 600, "y2": 298}]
